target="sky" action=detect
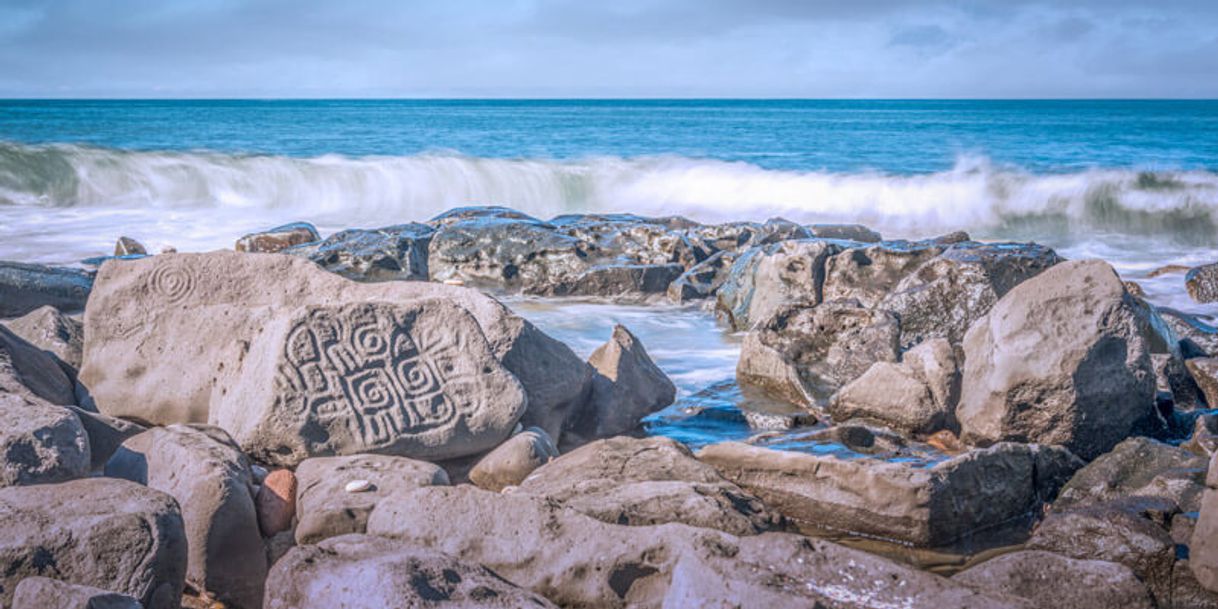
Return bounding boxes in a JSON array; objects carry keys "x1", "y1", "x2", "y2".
[{"x1": 0, "y1": 0, "x2": 1216, "y2": 98}]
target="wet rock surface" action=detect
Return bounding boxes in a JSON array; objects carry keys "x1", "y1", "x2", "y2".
[
  {"x1": 286, "y1": 223, "x2": 432, "y2": 281},
  {"x1": 0, "y1": 261, "x2": 94, "y2": 318},
  {"x1": 235, "y1": 222, "x2": 320, "y2": 254}
]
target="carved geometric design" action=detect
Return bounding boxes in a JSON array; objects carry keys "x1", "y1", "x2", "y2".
[
  {"x1": 274, "y1": 304, "x2": 472, "y2": 449},
  {"x1": 145, "y1": 259, "x2": 196, "y2": 304}
]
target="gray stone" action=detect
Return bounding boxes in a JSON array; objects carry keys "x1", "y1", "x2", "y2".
[
  {"x1": 516, "y1": 436, "x2": 782, "y2": 536},
  {"x1": 807, "y1": 223, "x2": 883, "y2": 242},
  {"x1": 1191, "y1": 452, "x2": 1218, "y2": 593},
  {"x1": 571, "y1": 325, "x2": 675, "y2": 440},
  {"x1": 667, "y1": 250, "x2": 737, "y2": 303},
  {"x1": 1159, "y1": 307, "x2": 1218, "y2": 357},
  {"x1": 114, "y1": 236, "x2": 148, "y2": 257},
  {"x1": 828, "y1": 337, "x2": 960, "y2": 434},
  {"x1": 235, "y1": 222, "x2": 320, "y2": 254},
  {"x1": 265, "y1": 534, "x2": 559, "y2": 609},
  {"x1": 285, "y1": 223, "x2": 432, "y2": 281},
  {"x1": 293, "y1": 453, "x2": 449, "y2": 545},
  {"x1": 429, "y1": 205, "x2": 548, "y2": 228},
  {"x1": 1, "y1": 323, "x2": 76, "y2": 406},
  {"x1": 2, "y1": 305, "x2": 84, "y2": 373},
  {"x1": 105, "y1": 425, "x2": 266, "y2": 609},
  {"x1": 0, "y1": 261, "x2": 93, "y2": 318},
  {"x1": 697, "y1": 441, "x2": 1081, "y2": 547},
  {"x1": 428, "y1": 217, "x2": 589, "y2": 291},
  {"x1": 469, "y1": 427, "x2": 558, "y2": 492},
  {"x1": 957, "y1": 260, "x2": 1157, "y2": 460},
  {"x1": 1056, "y1": 437, "x2": 1209, "y2": 513},
  {"x1": 1183, "y1": 413, "x2": 1218, "y2": 457},
  {"x1": 68, "y1": 405, "x2": 145, "y2": 469},
  {"x1": 714, "y1": 239, "x2": 844, "y2": 331},
  {"x1": 1186, "y1": 357, "x2": 1218, "y2": 407},
  {"x1": 13, "y1": 577, "x2": 143, "y2": 609},
  {"x1": 0, "y1": 478, "x2": 187, "y2": 609},
  {"x1": 366, "y1": 485, "x2": 1033, "y2": 609},
  {"x1": 821, "y1": 240, "x2": 946, "y2": 307},
  {"x1": 0, "y1": 392, "x2": 89, "y2": 486},
  {"x1": 951, "y1": 550, "x2": 1154, "y2": 609},
  {"x1": 535, "y1": 262, "x2": 685, "y2": 299},
  {"x1": 1186, "y1": 262, "x2": 1218, "y2": 303},
  {"x1": 736, "y1": 301, "x2": 900, "y2": 408},
  {"x1": 212, "y1": 301, "x2": 527, "y2": 466}
]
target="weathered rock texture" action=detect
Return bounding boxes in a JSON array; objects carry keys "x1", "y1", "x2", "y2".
[
  {"x1": 286, "y1": 223, "x2": 433, "y2": 281},
  {"x1": 0, "y1": 261, "x2": 93, "y2": 318},
  {"x1": 957, "y1": 260, "x2": 1157, "y2": 460},
  {"x1": 0, "y1": 392, "x2": 89, "y2": 486},
  {"x1": 469, "y1": 427, "x2": 558, "y2": 492},
  {"x1": 236, "y1": 222, "x2": 320, "y2": 254},
  {"x1": 12, "y1": 577, "x2": 143, "y2": 609},
  {"x1": 1186, "y1": 262, "x2": 1218, "y2": 304},
  {"x1": 1055, "y1": 436, "x2": 1209, "y2": 513},
  {"x1": 952, "y1": 550, "x2": 1155, "y2": 609},
  {"x1": 1191, "y1": 452, "x2": 1218, "y2": 592},
  {"x1": 105, "y1": 425, "x2": 266, "y2": 609},
  {"x1": 828, "y1": 337, "x2": 960, "y2": 434},
  {"x1": 0, "y1": 478, "x2": 187, "y2": 609},
  {"x1": 2, "y1": 323, "x2": 76, "y2": 406},
  {"x1": 2, "y1": 305, "x2": 84, "y2": 373},
  {"x1": 571, "y1": 325, "x2": 675, "y2": 440}
]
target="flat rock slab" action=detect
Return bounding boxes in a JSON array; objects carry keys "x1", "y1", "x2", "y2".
[
  {"x1": 0, "y1": 478, "x2": 187, "y2": 609},
  {"x1": 697, "y1": 440, "x2": 1081, "y2": 547}
]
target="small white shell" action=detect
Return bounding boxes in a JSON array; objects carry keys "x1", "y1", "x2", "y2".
[
  {"x1": 344, "y1": 479, "x2": 373, "y2": 493},
  {"x1": 442, "y1": 278, "x2": 465, "y2": 286}
]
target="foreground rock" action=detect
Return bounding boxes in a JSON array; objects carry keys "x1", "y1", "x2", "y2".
[
  {"x1": 213, "y1": 300, "x2": 526, "y2": 466},
  {"x1": 2, "y1": 305, "x2": 84, "y2": 373},
  {"x1": 105, "y1": 425, "x2": 266, "y2": 609},
  {"x1": 697, "y1": 441, "x2": 1081, "y2": 546},
  {"x1": 0, "y1": 478, "x2": 187, "y2": 609},
  {"x1": 1186, "y1": 262, "x2": 1218, "y2": 303},
  {"x1": 285, "y1": 223, "x2": 433, "y2": 281},
  {"x1": 569, "y1": 325, "x2": 675, "y2": 441},
  {"x1": 0, "y1": 261, "x2": 93, "y2": 318},
  {"x1": 78, "y1": 252, "x2": 591, "y2": 448},
  {"x1": 952, "y1": 550, "x2": 1154, "y2": 609},
  {"x1": 468, "y1": 427, "x2": 558, "y2": 492},
  {"x1": 12, "y1": 577, "x2": 143, "y2": 609},
  {"x1": 294, "y1": 453, "x2": 449, "y2": 544},
  {"x1": 366, "y1": 485, "x2": 1033, "y2": 608},
  {"x1": 235, "y1": 222, "x2": 320, "y2": 254},
  {"x1": 516, "y1": 436, "x2": 782, "y2": 535},
  {"x1": 0, "y1": 392, "x2": 89, "y2": 486},
  {"x1": 1055, "y1": 437, "x2": 1209, "y2": 513},
  {"x1": 2, "y1": 323, "x2": 76, "y2": 406},
  {"x1": 266, "y1": 534, "x2": 559, "y2": 609},
  {"x1": 957, "y1": 260, "x2": 1157, "y2": 460},
  {"x1": 1192, "y1": 453, "x2": 1218, "y2": 592}
]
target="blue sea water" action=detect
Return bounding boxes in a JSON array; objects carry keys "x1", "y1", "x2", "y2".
[{"x1": 3, "y1": 99, "x2": 1217, "y2": 450}]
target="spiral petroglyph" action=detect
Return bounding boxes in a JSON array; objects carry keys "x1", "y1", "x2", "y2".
[
  {"x1": 275, "y1": 304, "x2": 471, "y2": 449},
  {"x1": 146, "y1": 259, "x2": 197, "y2": 304}
]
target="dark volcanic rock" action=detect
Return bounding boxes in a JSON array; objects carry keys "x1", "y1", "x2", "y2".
[
  {"x1": 429, "y1": 205, "x2": 549, "y2": 228},
  {"x1": 428, "y1": 217, "x2": 590, "y2": 291},
  {"x1": 536, "y1": 262, "x2": 684, "y2": 299},
  {"x1": 0, "y1": 260, "x2": 93, "y2": 318},
  {"x1": 820, "y1": 240, "x2": 947, "y2": 308},
  {"x1": 114, "y1": 236, "x2": 148, "y2": 257},
  {"x1": 687, "y1": 218, "x2": 812, "y2": 253},
  {"x1": 1186, "y1": 357, "x2": 1218, "y2": 407},
  {"x1": 807, "y1": 223, "x2": 883, "y2": 242},
  {"x1": 1159, "y1": 307, "x2": 1218, "y2": 357},
  {"x1": 667, "y1": 250, "x2": 737, "y2": 303},
  {"x1": 714, "y1": 239, "x2": 845, "y2": 331},
  {"x1": 286, "y1": 223, "x2": 433, "y2": 281},
  {"x1": 0, "y1": 478, "x2": 187, "y2": 609},
  {"x1": 236, "y1": 222, "x2": 321, "y2": 254}
]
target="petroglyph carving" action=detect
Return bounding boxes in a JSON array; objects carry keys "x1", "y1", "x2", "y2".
[{"x1": 146, "y1": 258, "x2": 197, "y2": 304}]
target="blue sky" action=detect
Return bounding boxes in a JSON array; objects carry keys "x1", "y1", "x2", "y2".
[{"x1": 1, "y1": 0, "x2": 1215, "y2": 98}]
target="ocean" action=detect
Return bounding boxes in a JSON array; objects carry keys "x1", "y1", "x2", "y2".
[{"x1": 4, "y1": 99, "x2": 1217, "y2": 448}]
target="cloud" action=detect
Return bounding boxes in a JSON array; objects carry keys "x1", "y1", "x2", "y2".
[{"x1": 0, "y1": 0, "x2": 1215, "y2": 97}]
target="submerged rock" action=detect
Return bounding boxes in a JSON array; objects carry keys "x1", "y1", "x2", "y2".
[
  {"x1": 235, "y1": 221, "x2": 320, "y2": 254},
  {"x1": 266, "y1": 534, "x2": 559, "y2": 609},
  {"x1": 1186, "y1": 262, "x2": 1218, "y2": 303},
  {"x1": 286, "y1": 223, "x2": 432, "y2": 281},
  {"x1": 957, "y1": 260, "x2": 1157, "y2": 460},
  {"x1": 952, "y1": 550, "x2": 1154, "y2": 609},
  {"x1": 0, "y1": 478, "x2": 188, "y2": 609},
  {"x1": 570, "y1": 325, "x2": 676, "y2": 441},
  {"x1": 469, "y1": 427, "x2": 558, "y2": 492},
  {"x1": 0, "y1": 261, "x2": 93, "y2": 318},
  {"x1": 697, "y1": 441, "x2": 1081, "y2": 547}
]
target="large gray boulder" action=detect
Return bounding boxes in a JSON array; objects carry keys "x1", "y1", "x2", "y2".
[
  {"x1": 957, "y1": 260, "x2": 1157, "y2": 460},
  {"x1": 0, "y1": 261, "x2": 93, "y2": 318},
  {"x1": 285, "y1": 223, "x2": 432, "y2": 281},
  {"x1": 12, "y1": 577, "x2": 143, "y2": 609},
  {"x1": 570, "y1": 325, "x2": 675, "y2": 441},
  {"x1": 820, "y1": 240, "x2": 946, "y2": 307},
  {"x1": 294, "y1": 453, "x2": 449, "y2": 545},
  {"x1": 77, "y1": 252, "x2": 591, "y2": 446},
  {"x1": 736, "y1": 301, "x2": 900, "y2": 408},
  {"x1": 1, "y1": 324, "x2": 76, "y2": 406},
  {"x1": 105, "y1": 425, "x2": 266, "y2": 609},
  {"x1": 427, "y1": 217, "x2": 588, "y2": 290},
  {"x1": 697, "y1": 441, "x2": 1081, "y2": 547},
  {"x1": 828, "y1": 337, "x2": 960, "y2": 434},
  {"x1": 1055, "y1": 437, "x2": 1209, "y2": 513},
  {"x1": 0, "y1": 392, "x2": 89, "y2": 486},
  {"x1": 365, "y1": 485, "x2": 1033, "y2": 609},
  {"x1": 952, "y1": 550, "x2": 1154, "y2": 609},
  {"x1": 266, "y1": 534, "x2": 559, "y2": 609},
  {"x1": 714, "y1": 239, "x2": 843, "y2": 331},
  {"x1": 516, "y1": 436, "x2": 782, "y2": 536},
  {"x1": 0, "y1": 478, "x2": 187, "y2": 609},
  {"x1": 211, "y1": 301, "x2": 527, "y2": 466},
  {"x1": 667, "y1": 250, "x2": 736, "y2": 303},
  {"x1": 2, "y1": 305, "x2": 84, "y2": 373}
]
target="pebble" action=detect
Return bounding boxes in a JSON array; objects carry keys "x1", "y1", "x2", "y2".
[
  {"x1": 345, "y1": 479, "x2": 373, "y2": 493},
  {"x1": 443, "y1": 278, "x2": 465, "y2": 286}
]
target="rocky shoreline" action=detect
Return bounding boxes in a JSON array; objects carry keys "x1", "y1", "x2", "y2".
[{"x1": 2, "y1": 205, "x2": 1218, "y2": 608}]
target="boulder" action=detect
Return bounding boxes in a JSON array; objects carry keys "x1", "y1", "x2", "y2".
[
  {"x1": 828, "y1": 337, "x2": 960, "y2": 434},
  {"x1": 285, "y1": 223, "x2": 432, "y2": 281},
  {"x1": 2, "y1": 305, "x2": 84, "y2": 373},
  {"x1": 1183, "y1": 412, "x2": 1218, "y2": 457},
  {"x1": 1027, "y1": 497, "x2": 1179, "y2": 606},
  {"x1": 12, "y1": 577, "x2": 143, "y2": 609},
  {"x1": 951, "y1": 550, "x2": 1154, "y2": 609},
  {"x1": 736, "y1": 301, "x2": 900, "y2": 408},
  {"x1": 516, "y1": 436, "x2": 782, "y2": 536},
  {"x1": 78, "y1": 252, "x2": 591, "y2": 448},
  {"x1": 293, "y1": 453, "x2": 449, "y2": 545},
  {"x1": 534, "y1": 262, "x2": 685, "y2": 299},
  {"x1": 807, "y1": 223, "x2": 883, "y2": 242},
  {"x1": 714, "y1": 239, "x2": 843, "y2": 331},
  {"x1": 550, "y1": 214, "x2": 704, "y2": 269},
  {"x1": 429, "y1": 205, "x2": 548, "y2": 228},
  {"x1": 697, "y1": 441, "x2": 1081, "y2": 547},
  {"x1": 957, "y1": 260, "x2": 1157, "y2": 460},
  {"x1": 0, "y1": 261, "x2": 93, "y2": 318},
  {"x1": 685, "y1": 218, "x2": 811, "y2": 254},
  {"x1": 427, "y1": 217, "x2": 589, "y2": 291},
  {"x1": 0, "y1": 392, "x2": 89, "y2": 486},
  {"x1": 114, "y1": 236, "x2": 149, "y2": 257},
  {"x1": 366, "y1": 485, "x2": 1033, "y2": 609},
  {"x1": 1159, "y1": 307, "x2": 1218, "y2": 357},
  {"x1": 667, "y1": 250, "x2": 736, "y2": 303},
  {"x1": 0, "y1": 478, "x2": 187, "y2": 609},
  {"x1": 1, "y1": 323, "x2": 76, "y2": 406},
  {"x1": 212, "y1": 301, "x2": 526, "y2": 466},
  {"x1": 1186, "y1": 357, "x2": 1218, "y2": 407},
  {"x1": 468, "y1": 427, "x2": 558, "y2": 492},
  {"x1": 1191, "y1": 453, "x2": 1218, "y2": 592},
  {"x1": 265, "y1": 534, "x2": 559, "y2": 609},
  {"x1": 235, "y1": 222, "x2": 320, "y2": 254},
  {"x1": 68, "y1": 405, "x2": 144, "y2": 469},
  {"x1": 1055, "y1": 437, "x2": 1209, "y2": 513},
  {"x1": 1186, "y1": 262, "x2": 1218, "y2": 303},
  {"x1": 105, "y1": 425, "x2": 266, "y2": 609},
  {"x1": 821, "y1": 240, "x2": 946, "y2": 308},
  {"x1": 570, "y1": 325, "x2": 675, "y2": 440},
  {"x1": 257, "y1": 469, "x2": 297, "y2": 537}
]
